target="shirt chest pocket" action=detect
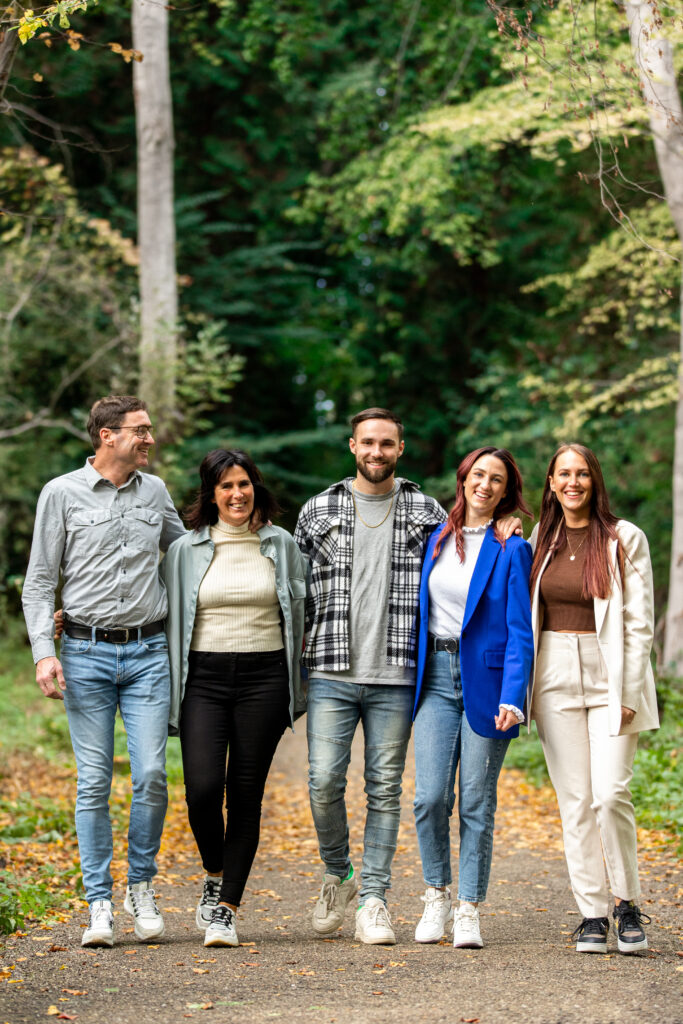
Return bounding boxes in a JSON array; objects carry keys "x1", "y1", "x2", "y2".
[
  {"x1": 129, "y1": 507, "x2": 163, "y2": 553},
  {"x1": 307, "y1": 518, "x2": 341, "y2": 567},
  {"x1": 68, "y1": 508, "x2": 115, "y2": 553}
]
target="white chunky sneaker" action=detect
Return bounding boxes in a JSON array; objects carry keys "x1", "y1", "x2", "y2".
[
  {"x1": 452, "y1": 903, "x2": 483, "y2": 948},
  {"x1": 354, "y1": 896, "x2": 396, "y2": 945},
  {"x1": 196, "y1": 875, "x2": 222, "y2": 931},
  {"x1": 123, "y1": 880, "x2": 165, "y2": 941},
  {"x1": 82, "y1": 899, "x2": 114, "y2": 947},
  {"x1": 415, "y1": 886, "x2": 453, "y2": 943},
  {"x1": 204, "y1": 905, "x2": 239, "y2": 947},
  {"x1": 312, "y1": 870, "x2": 359, "y2": 935}
]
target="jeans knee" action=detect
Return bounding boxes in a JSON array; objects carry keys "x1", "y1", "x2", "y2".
[
  {"x1": 413, "y1": 788, "x2": 450, "y2": 824},
  {"x1": 308, "y1": 768, "x2": 345, "y2": 806},
  {"x1": 132, "y1": 761, "x2": 167, "y2": 801}
]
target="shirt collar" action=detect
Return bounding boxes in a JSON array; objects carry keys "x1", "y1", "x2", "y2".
[
  {"x1": 462, "y1": 517, "x2": 493, "y2": 535},
  {"x1": 84, "y1": 456, "x2": 141, "y2": 490}
]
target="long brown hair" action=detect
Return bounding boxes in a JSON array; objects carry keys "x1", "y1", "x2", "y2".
[
  {"x1": 529, "y1": 443, "x2": 624, "y2": 600},
  {"x1": 434, "y1": 446, "x2": 532, "y2": 562}
]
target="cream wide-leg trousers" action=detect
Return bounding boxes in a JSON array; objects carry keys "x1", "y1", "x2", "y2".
[{"x1": 532, "y1": 631, "x2": 640, "y2": 919}]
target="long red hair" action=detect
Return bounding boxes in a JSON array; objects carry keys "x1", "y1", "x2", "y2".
[
  {"x1": 529, "y1": 443, "x2": 624, "y2": 600},
  {"x1": 434, "y1": 447, "x2": 532, "y2": 562}
]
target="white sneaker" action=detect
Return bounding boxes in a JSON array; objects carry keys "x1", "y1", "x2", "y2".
[
  {"x1": 82, "y1": 899, "x2": 114, "y2": 947},
  {"x1": 452, "y1": 903, "x2": 483, "y2": 948},
  {"x1": 312, "y1": 870, "x2": 359, "y2": 935},
  {"x1": 415, "y1": 887, "x2": 453, "y2": 943},
  {"x1": 204, "y1": 905, "x2": 239, "y2": 947},
  {"x1": 196, "y1": 875, "x2": 222, "y2": 931},
  {"x1": 123, "y1": 880, "x2": 165, "y2": 941},
  {"x1": 354, "y1": 896, "x2": 396, "y2": 945}
]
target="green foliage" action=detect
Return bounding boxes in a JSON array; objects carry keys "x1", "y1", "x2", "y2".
[{"x1": 0, "y1": 869, "x2": 77, "y2": 935}]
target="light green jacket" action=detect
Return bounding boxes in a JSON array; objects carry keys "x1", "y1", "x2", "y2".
[{"x1": 160, "y1": 523, "x2": 307, "y2": 735}]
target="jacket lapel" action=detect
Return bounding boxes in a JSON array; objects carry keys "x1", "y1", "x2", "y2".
[
  {"x1": 462, "y1": 527, "x2": 500, "y2": 632},
  {"x1": 593, "y1": 537, "x2": 617, "y2": 636}
]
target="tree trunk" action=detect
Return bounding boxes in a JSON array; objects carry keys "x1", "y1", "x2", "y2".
[
  {"x1": 132, "y1": 0, "x2": 177, "y2": 445},
  {"x1": 623, "y1": 1, "x2": 683, "y2": 672},
  {"x1": 0, "y1": 2, "x2": 21, "y2": 109}
]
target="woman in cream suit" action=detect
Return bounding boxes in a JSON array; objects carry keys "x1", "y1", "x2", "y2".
[{"x1": 527, "y1": 443, "x2": 658, "y2": 955}]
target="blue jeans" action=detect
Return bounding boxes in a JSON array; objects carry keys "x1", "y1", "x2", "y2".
[
  {"x1": 413, "y1": 651, "x2": 510, "y2": 902},
  {"x1": 61, "y1": 632, "x2": 170, "y2": 903},
  {"x1": 307, "y1": 677, "x2": 414, "y2": 904}
]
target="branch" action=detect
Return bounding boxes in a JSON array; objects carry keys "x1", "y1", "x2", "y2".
[{"x1": 0, "y1": 415, "x2": 90, "y2": 443}]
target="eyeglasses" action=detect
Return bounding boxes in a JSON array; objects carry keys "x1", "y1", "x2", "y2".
[{"x1": 108, "y1": 425, "x2": 154, "y2": 439}]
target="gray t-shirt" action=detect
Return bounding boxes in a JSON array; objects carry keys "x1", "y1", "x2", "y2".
[{"x1": 315, "y1": 486, "x2": 414, "y2": 687}]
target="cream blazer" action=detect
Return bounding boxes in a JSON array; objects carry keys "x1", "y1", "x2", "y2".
[{"x1": 527, "y1": 519, "x2": 659, "y2": 736}]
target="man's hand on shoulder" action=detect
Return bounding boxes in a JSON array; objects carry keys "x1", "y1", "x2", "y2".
[{"x1": 36, "y1": 657, "x2": 66, "y2": 700}]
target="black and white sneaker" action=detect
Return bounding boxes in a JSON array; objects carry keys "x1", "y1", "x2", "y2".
[
  {"x1": 613, "y1": 901, "x2": 650, "y2": 954},
  {"x1": 204, "y1": 904, "x2": 239, "y2": 947},
  {"x1": 196, "y1": 875, "x2": 222, "y2": 931},
  {"x1": 571, "y1": 916, "x2": 609, "y2": 953}
]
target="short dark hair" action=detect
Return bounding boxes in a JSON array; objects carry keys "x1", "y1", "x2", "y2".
[
  {"x1": 184, "y1": 449, "x2": 281, "y2": 531},
  {"x1": 87, "y1": 395, "x2": 148, "y2": 450},
  {"x1": 350, "y1": 407, "x2": 404, "y2": 442}
]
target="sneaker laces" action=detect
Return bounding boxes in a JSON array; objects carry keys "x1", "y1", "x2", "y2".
[
  {"x1": 90, "y1": 902, "x2": 112, "y2": 927},
  {"x1": 318, "y1": 880, "x2": 340, "y2": 912},
  {"x1": 614, "y1": 903, "x2": 650, "y2": 933},
  {"x1": 202, "y1": 877, "x2": 221, "y2": 907},
  {"x1": 365, "y1": 901, "x2": 391, "y2": 929},
  {"x1": 571, "y1": 917, "x2": 608, "y2": 941},
  {"x1": 130, "y1": 886, "x2": 160, "y2": 917},
  {"x1": 421, "y1": 891, "x2": 449, "y2": 924},
  {"x1": 211, "y1": 905, "x2": 235, "y2": 927}
]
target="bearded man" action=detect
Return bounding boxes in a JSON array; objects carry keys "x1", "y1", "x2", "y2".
[{"x1": 294, "y1": 408, "x2": 446, "y2": 944}]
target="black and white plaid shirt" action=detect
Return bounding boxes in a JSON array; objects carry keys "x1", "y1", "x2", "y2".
[{"x1": 294, "y1": 477, "x2": 447, "y2": 672}]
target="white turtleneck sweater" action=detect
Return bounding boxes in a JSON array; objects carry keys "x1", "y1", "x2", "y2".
[{"x1": 190, "y1": 519, "x2": 283, "y2": 653}]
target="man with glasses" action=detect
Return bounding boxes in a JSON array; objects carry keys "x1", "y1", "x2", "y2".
[{"x1": 22, "y1": 395, "x2": 185, "y2": 947}]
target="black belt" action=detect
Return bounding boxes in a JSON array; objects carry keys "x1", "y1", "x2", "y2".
[
  {"x1": 428, "y1": 633, "x2": 459, "y2": 654},
  {"x1": 64, "y1": 619, "x2": 165, "y2": 644}
]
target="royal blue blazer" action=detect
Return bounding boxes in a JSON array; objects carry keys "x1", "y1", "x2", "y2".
[{"x1": 413, "y1": 523, "x2": 534, "y2": 739}]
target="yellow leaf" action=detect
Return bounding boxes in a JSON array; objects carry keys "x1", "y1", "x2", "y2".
[{"x1": 47, "y1": 1009, "x2": 59, "y2": 1017}]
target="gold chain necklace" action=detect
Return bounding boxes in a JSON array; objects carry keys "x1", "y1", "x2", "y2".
[
  {"x1": 566, "y1": 530, "x2": 587, "y2": 562},
  {"x1": 351, "y1": 482, "x2": 395, "y2": 529}
]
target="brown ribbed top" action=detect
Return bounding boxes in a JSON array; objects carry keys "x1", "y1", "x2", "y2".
[{"x1": 540, "y1": 526, "x2": 596, "y2": 632}]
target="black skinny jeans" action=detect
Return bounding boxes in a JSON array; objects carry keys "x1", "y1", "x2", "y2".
[{"x1": 179, "y1": 649, "x2": 290, "y2": 907}]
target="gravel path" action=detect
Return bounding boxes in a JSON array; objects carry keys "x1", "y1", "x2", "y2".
[{"x1": 2, "y1": 728, "x2": 681, "y2": 1024}]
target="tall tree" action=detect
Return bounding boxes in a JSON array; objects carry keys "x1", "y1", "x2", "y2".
[
  {"x1": 132, "y1": 0, "x2": 177, "y2": 440},
  {"x1": 623, "y1": 1, "x2": 683, "y2": 669}
]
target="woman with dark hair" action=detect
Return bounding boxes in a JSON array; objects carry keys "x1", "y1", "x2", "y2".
[
  {"x1": 528, "y1": 443, "x2": 658, "y2": 954},
  {"x1": 412, "y1": 447, "x2": 534, "y2": 949},
  {"x1": 161, "y1": 449, "x2": 307, "y2": 947}
]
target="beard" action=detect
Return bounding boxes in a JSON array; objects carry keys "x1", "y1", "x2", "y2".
[{"x1": 356, "y1": 456, "x2": 397, "y2": 485}]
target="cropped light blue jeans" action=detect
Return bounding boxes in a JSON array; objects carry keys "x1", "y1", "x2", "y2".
[
  {"x1": 413, "y1": 650, "x2": 510, "y2": 903},
  {"x1": 307, "y1": 677, "x2": 414, "y2": 904},
  {"x1": 61, "y1": 631, "x2": 170, "y2": 904}
]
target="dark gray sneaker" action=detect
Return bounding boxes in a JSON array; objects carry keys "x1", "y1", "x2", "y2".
[
  {"x1": 571, "y1": 916, "x2": 609, "y2": 953},
  {"x1": 613, "y1": 902, "x2": 650, "y2": 954}
]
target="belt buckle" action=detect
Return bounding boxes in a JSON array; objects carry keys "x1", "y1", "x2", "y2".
[
  {"x1": 445, "y1": 637, "x2": 458, "y2": 654},
  {"x1": 121, "y1": 628, "x2": 130, "y2": 644}
]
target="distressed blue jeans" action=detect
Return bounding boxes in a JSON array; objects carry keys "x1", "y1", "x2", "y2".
[
  {"x1": 413, "y1": 651, "x2": 510, "y2": 903},
  {"x1": 307, "y1": 677, "x2": 414, "y2": 904},
  {"x1": 61, "y1": 631, "x2": 170, "y2": 904}
]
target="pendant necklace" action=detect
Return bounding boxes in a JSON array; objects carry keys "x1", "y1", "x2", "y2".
[{"x1": 566, "y1": 530, "x2": 587, "y2": 562}]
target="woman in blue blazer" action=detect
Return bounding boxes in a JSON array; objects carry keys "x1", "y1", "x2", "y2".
[{"x1": 412, "y1": 446, "x2": 534, "y2": 950}]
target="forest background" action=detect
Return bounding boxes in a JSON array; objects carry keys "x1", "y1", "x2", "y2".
[{"x1": 0, "y1": 0, "x2": 681, "y2": 928}]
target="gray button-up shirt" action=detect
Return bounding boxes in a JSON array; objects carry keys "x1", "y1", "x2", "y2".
[{"x1": 22, "y1": 458, "x2": 186, "y2": 663}]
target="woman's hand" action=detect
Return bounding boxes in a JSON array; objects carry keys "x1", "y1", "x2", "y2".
[
  {"x1": 497, "y1": 516, "x2": 523, "y2": 539},
  {"x1": 54, "y1": 608, "x2": 64, "y2": 639},
  {"x1": 620, "y1": 706, "x2": 636, "y2": 729},
  {"x1": 494, "y1": 707, "x2": 519, "y2": 732}
]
